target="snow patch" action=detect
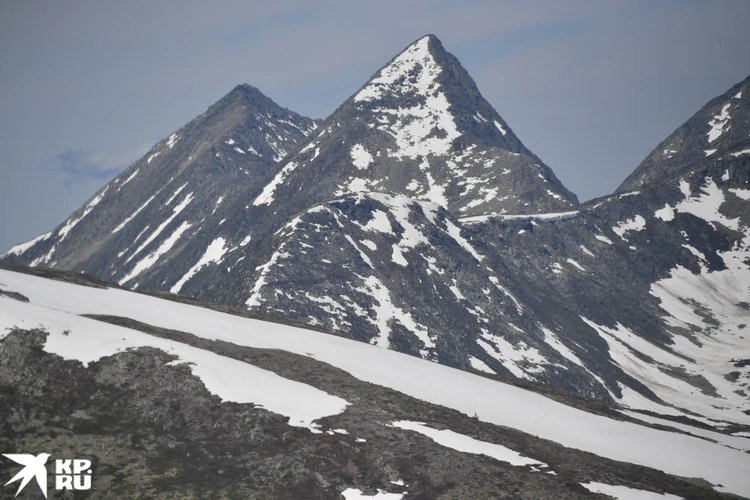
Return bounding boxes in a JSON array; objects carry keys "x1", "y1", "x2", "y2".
[
  {"x1": 612, "y1": 215, "x2": 646, "y2": 241},
  {"x1": 729, "y1": 188, "x2": 750, "y2": 200},
  {"x1": 120, "y1": 221, "x2": 192, "y2": 285},
  {"x1": 166, "y1": 133, "x2": 179, "y2": 149},
  {"x1": 354, "y1": 36, "x2": 439, "y2": 103},
  {"x1": 112, "y1": 193, "x2": 158, "y2": 234},
  {"x1": 119, "y1": 167, "x2": 141, "y2": 188},
  {"x1": 4, "y1": 232, "x2": 52, "y2": 257},
  {"x1": 171, "y1": 237, "x2": 229, "y2": 293},
  {"x1": 707, "y1": 103, "x2": 731, "y2": 143},
  {"x1": 57, "y1": 187, "x2": 109, "y2": 242},
  {"x1": 165, "y1": 183, "x2": 188, "y2": 206},
  {"x1": 362, "y1": 210, "x2": 393, "y2": 234},
  {"x1": 360, "y1": 239, "x2": 377, "y2": 251},
  {"x1": 354, "y1": 36, "x2": 461, "y2": 161},
  {"x1": 355, "y1": 275, "x2": 434, "y2": 354},
  {"x1": 655, "y1": 204, "x2": 675, "y2": 222},
  {"x1": 478, "y1": 330, "x2": 548, "y2": 380},
  {"x1": 580, "y1": 245, "x2": 595, "y2": 257},
  {"x1": 350, "y1": 144, "x2": 373, "y2": 170},
  {"x1": 542, "y1": 328, "x2": 584, "y2": 368},
  {"x1": 619, "y1": 191, "x2": 641, "y2": 198},
  {"x1": 566, "y1": 258, "x2": 585, "y2": 272},
  {"x1": 675, "y1": 178, "x2": 739, "y2": 230},
  {"x1": 391, "y1": 245, "x2": 408, "y2": 266},
  {"x1": 459, "y1": 211, "x2": 579, "y2": 224},
  {"x1": 469, "y1": 357, "x2": 495, "y2": 374},
  {"x1": 391, "y1": 421, "x2": 546, "y2": 467},
  {"x1": 595, "y1": 234, "x2": 613, "y2": 245},
  {"x1": 342, "y1": 489, "x2": 404, "y2": 500},
  {"x1": 405, "y1": 179, "x2": 420, "y2": 192},
  {"x1": 125, "y1": 193, "x2": 194, "y2": 264},
  {"x1": 253, "y1": 161, "x2": 298, "y2": 206},
  {"x1": 444, "y1": 220, "x2": 483, "y2": 262},
  {"x1": 581, "y1": 482, "x2": 683, "y2": 499}
]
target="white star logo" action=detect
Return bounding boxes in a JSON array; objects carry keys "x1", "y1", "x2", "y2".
[{"x1": 3, "y1": 453, "x2": 50, "y2": 498}]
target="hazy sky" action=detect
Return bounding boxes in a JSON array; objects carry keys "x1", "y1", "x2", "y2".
[{"x1": 1, "y1": 0, "x2": 749, "y2": 252}]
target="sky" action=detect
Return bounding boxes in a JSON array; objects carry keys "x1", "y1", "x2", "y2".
[{"x1": 1, "y1": 0, "x2": 749, "y2": 252}]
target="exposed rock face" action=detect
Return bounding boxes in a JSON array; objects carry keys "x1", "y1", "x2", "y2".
[
  {"x1": 2, "y1": 83, "x2": 319, "y2": 290},
  {"x1": 250, "y1": 35, "x2": 577, "y2": 220},
  {"x1": 243, "y1": 192, "x2": 610, "y2": 400},
  {"x1": 618, "y1": 75, "x2": 750, "y2": 193},
  {"x1": 466, "y1": 128, "x2": 750, "y2": 425}
]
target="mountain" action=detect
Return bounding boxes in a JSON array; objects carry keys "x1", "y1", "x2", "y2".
[
  {"x1": 249, "y1": 35, "x2": 578, "y2": 220},
  {"x1": 618, "y1": 75, "x2": 750, "y2": 192},
  {"x1": 466, "y1": 76, "x2": 750, "y2": 426},
  {"x1": 2, "y1": 84, "x2": 319, "y2": 287},
  {"x1": 1, "y1": 35, "x2": 577, "y2": 316},
  {"x1": 1, "y1": 268, "x2": 748, "y2": 499},
  {"x1": 3, "y1": 35, "x2": 749, "y2": 434}
]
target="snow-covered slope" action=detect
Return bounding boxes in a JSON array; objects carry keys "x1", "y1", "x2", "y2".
[{"x1": 1, "y1": 269, "x2": 749, "y2": 498}]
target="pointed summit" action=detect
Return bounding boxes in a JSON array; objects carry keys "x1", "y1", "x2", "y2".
[
  {"x1": 353, "y1": 35, "x2": 447, "y2": 102},
  {"x1": 2, "y1": 84, "x2": 318, "y2": 280},
  {"x1": 222, "y1": 84, "x2": 295, "y2": 114},
  {"x1": 251, "y1": 35, "x2": 578, "y2": 218},
  {"x1": 351, "y1": 34, "x2": 531, "y2": 156}
]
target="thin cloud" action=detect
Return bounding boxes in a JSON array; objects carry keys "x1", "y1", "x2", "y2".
[{"x1": 51, "y1": 139, "x2": 158, "y2": 186}]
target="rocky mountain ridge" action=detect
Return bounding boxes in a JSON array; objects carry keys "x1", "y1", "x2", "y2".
[
  {"x1": 249, "y1": 35, "x2": 578, "y2": 220},
  {"x1": 3, "y1": 83, "x2": 319, "y2": 287},
  {"x1": 618, "y1": 75, "x2": 750, "y2": 193}
]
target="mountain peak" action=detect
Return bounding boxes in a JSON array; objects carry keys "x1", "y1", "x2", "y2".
[
  {"x1": 1, "y1": 82, "x2": 319, "y2": 270},
  {"x1": 221, "y1": 83, "x2": 277, "y2": 108},
  {"x1": 617, "y1": 74, "x2": 750, "y2": 193},
  {"x1": 347, "y1": 34, "x2": 538, "y2": 159},
  {"x1": 353, "y1": 35, "x2": 445, "y2": 104},
  {"x1": 247, "y1": 35, "x2": 578, "y2": 216}
]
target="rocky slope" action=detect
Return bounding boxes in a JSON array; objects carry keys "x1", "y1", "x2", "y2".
[
  {"x1": 618, "y1": 75, "x2": 750, "y2": 192},
  {"x1": 249, "y1": 35, "x2": 578, "y2": 220},
  {"x1": 1, "y1": 268, "x2": 747, "y2": 499},
  {"x1": 466, "y1": 85, "x2": 750, "y2": 425},
  {"x1": 242, "y1": 192, "x2": 615, "y2": 401},
  {"x1": 2, "y1": 84, "x2": 319, "y2": 289}
]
